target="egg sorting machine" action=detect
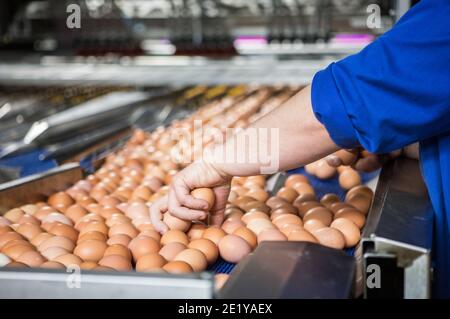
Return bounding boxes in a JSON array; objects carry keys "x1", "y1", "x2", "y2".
[{"x1": 0, "y1": 89, "x2": 433, "y2": 298}]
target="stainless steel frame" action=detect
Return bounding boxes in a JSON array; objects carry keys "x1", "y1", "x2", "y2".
[{"x1": 361, "y1": 158, "x2": 433, "y2": 299}]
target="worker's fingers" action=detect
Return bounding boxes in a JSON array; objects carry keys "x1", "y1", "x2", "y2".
[
  {"x1": 326, "y1": 149, "x2": 359, "y2": 167},
  {"x1": 168, "y1": 186, "x2": 207, "y2": 221},
  {"x1": 149, "y1": 196, "x2": 169, "y2": 234},
  {"x1": 209, "y1": 185, "x2": 230, "y2": 227},
  {"x1": 172, "y1": 175, "x2": 210, "y2": 211}
]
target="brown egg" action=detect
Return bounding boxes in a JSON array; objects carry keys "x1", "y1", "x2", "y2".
[
  {"x1": 278, "y1": 223, "x2": 304, "y2": 237},
  {"x1": 47, "y1": 192, "x2": 74, "y2": 211},
  {"x1": 125, "y1": 202, "x2": 150, "y2": 219},
  {"x1": 218, "y1": 235, "x2": 252, "y2": 263},
  {"x1": 339, "y1": 168, "x2": 361, "y2": 190},
  {"x1": 5, "y1": 262, "x2": 29, "y2": 268},
  {"x1": 257, "y1": 229, "x2": 287, "y2": 243},
  {"x1": 214, "y1": 273, "x2": 230, "y2": 291},
  {"x1": 42, "y1": 213, "x2": 73, "y2": 226},
  {"x1": 245, "y1": 189, "x2": 269, "y2": 202},
  {"x1": 320, "y1": 194, "x2": 341, "y2": 208},
  {"x1": 99, "y1": 207, "x2": 123, "y2": 219},
  {"x1": 16, "y1": 223, "x2": 43, "y2": 240},
  {"x1": 303, "y1": 219, "x2": 327, "y2": 233},
  {"x1": 80, "y1": 222, "x2": 108, "y2": 236},
  {"x1": 242, "y1": 201, "x2": 271, "y2": 214},
  {"x1": 246, "y1": 175, "x2": 266, "y2": 187},
  {"x1": 293, "y1": 193, "x2": 317, "y2": 206},
  {"x1": 270, "y1": 206, "x2": 298, "y2": 220},
  {"x1": 241, "y1": 211, "x2": 270, "y2": 225},
  {"x1": 333, "y1": 149, "x2": 358, "y2": 165},
  {"x1": 20, "y1": 204, "x2": 39, "y2": 216},
  {"x1": 38, "y1": 236, "x2": 75, "y2": 252},
  {"x1": 41, "y1": 246, "x2": 69, "y2": 260},
  {"x1": 334, "y1": 209, "x2": 366, "y2": 229},
  {"x1": 4, "y1": 208, "x2": 25, "y2": 223},
  {"x1": 99, "y1": 255, "x2": 132, "y2": 271},
  {"x1": 94, "y1": 266, "x2": 115, "y2": 272},
  {"x1": 202, "y1": 227, "x2": 226, "y2": 245},
  {"x1": 159, "y1": 242, "x2": 187, "y2": 262},
  {"x1": 346, "y1": 192, "x2": 372, "y2": 215},
  {"x1": 3, "y1": 243, "x2": 34, "y2": 260},
  {"x1": 106, "y1": 214, "x2": 131, "y2": 228},
  {"x1": 131, "y1": 186, "x2": 153, "y2": 201},
  {"x1": 163, "y1": 261, "x2": 193, "y2": 273},
  {"x1": 276, "y1": 187, "x2": 298, "y2": 203},
  {"x1": 163, "y1": 213, "x2": 191, "y2": 232},
  {"x1": 0, "y1": 232, "x2": 25, "y2": 250},
  {"x1": 188, "y1": 239, "x2": 219, "y2": 264},
  {"x1": 107, "y1": 234, "x2": 132, "y2": 247},
  {"x1": 74, "y1": 240, "x2": 107, "y2": 262},
  {"x1": 136, "y1": 253, "x2": 167, "y2": 271},
  {"x1": 187, "y1": 224, "x2": 206, "y2": 240},
  {"x1": 77, "y1": 231, "x2": 107, "y2": 244},
  {"x1": 329, "y1": 202, "x2": 352, "y2": 214},
  {"x1": 315, "y1": 160, "x2": 337, "y2": 179},
  {"x1": 34, "y1": 206, "x2": 56, "y2": 221},
  {"x1": 104, "y1": 244, "x2": 131, "y2": 260},
  {"x1": 190, "y1": 188, "x2": 215, "y2": 211},
  {"x1": 64, "y1": 205, "x2": 88, "y2": 223},
  {"x1": 233, "y1": 196, "x2": 256, "y2": 209},
  {"x1": 230, "y1": 185, "x2": 248, "y2": 197},
  {"x1": 53, "y1": 253, "x2": 82, "y2": 266},
  {"x1": 0, "y1": 218, "x2": 12, "y2": 227},
  {"x1": 84, "y1": 203, "x2": 102, "y2": 215},
  {"x1": 128, "y1": 236, "x2": 160, "y2": 261},
  {"x1": 247, "y1": 219, "x2": 276, "y2": 235},
  {"x1": 174, "y1": 248, "x2": 207, "y2": 272},
  {"x1": 221, "y1": 220, "x2": 245, "y2": 234},
  {"x1": 0, "y1": 225, "x2": 13, "y2": 236},
  {"x1": 303, "y1": 207, "x2": 333, "y2": 226},
  {"x1": 288, "y1": 229, "x2": 318, "y2": 243},
  {"x1": 17, "y1": 214, "x2": 40, "y2": 225},
  {"x1": 80, "y1": 261, "x2": 98, "y2": 270},
  {"x1": 16, "y1": 251, "x2": 46, "y2": 267},
  {"x1": 272, "y1": 214, "x2": 303, "y2": 228},
  {"x1": 232, "y1": 227, "x2": 257, "y2": 249},
  {"x1": 77, "y1": 197, "x2": 96, "y2": 208},
  {"x1": 224, "y1": 209, "x2": 244, "y2": 222},
  {"x1": 266, "y1": 197, "x2": 289, "y2": 210},
  {"x1": 295, "y1": 201, "x2": 321, "y2": 218},
  {"x1": 31, "y1": 232, "x2": 54, "y2": 247},
  {"x1": 285, "y1": 174, "x2": 309, "y2": 188},
  {"x1": 291, "y1": 182, "x2": 316, "y2": 196},
  {"x1": 48, "y1": 223, "x2": 78, "y2": 242},
  {"x1": 312, "y1": 227, "x2": 346, "y2": 249},
  {"x1": 160, "y1": 230, "x2": 189, "y2": 246},
  {"x1": 99, "y1": 195, "x2": 122, "y2": 208},
  {"x1": 40, "y1": 261, "x2": 65, "y2": 269},
  {"x1": 330, "y1": 218, "x2": 361, "y2": 247}
]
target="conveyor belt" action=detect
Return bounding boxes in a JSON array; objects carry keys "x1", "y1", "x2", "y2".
[{"x1": 211, "y1": 168, "x2": 379, "y2": 275}]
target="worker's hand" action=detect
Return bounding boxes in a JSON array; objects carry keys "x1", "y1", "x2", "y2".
[
  {"x1": 325, "y1": 144, "x2": 419, "y2": 173},
  {"x1": 150, "y1": 161, "x2": 232, "y2": 234}
]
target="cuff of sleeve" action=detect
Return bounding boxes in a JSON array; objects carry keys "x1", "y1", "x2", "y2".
[{"x1": 311, "y1": 64, "x2": 359, "y2": 149}]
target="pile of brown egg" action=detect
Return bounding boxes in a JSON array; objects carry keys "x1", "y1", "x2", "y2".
[{"x1": 0, "y1": 87, "x2": 372, "y2": 291}]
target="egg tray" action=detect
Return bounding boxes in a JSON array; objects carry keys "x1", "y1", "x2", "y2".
[{"x1": 210, "y1": 169, "x2": 379, "y2": 274}]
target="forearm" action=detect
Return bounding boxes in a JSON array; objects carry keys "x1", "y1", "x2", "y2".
[{"x1": 206, "y1": 85, "x2": 339, "y2": 177}]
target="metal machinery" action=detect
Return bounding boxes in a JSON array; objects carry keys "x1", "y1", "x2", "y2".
[{"x1": 0, "y1": 0, "x2": 432, "y2": 299}]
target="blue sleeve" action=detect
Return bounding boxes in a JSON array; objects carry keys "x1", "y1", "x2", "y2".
[{"x1": 312, "y1": 0, "x2": 450, "y2": 153}]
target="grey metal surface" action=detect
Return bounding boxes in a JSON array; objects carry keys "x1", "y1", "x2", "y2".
[
  {"x1": 219, "y1": 241, "x2": 355, "y2": 299},
  {"x1": 361, "y1": 158, "x2": 433, "y2": 299},
  {"x1": 0, "y1": 162, "x2": 83, "y2": 214},
  {"x1": 0, "y1": 268, "x2": 214, "y2": 299},
  {"x1": 0, "y1": 57, "x2": 334, "y2": 86}
]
